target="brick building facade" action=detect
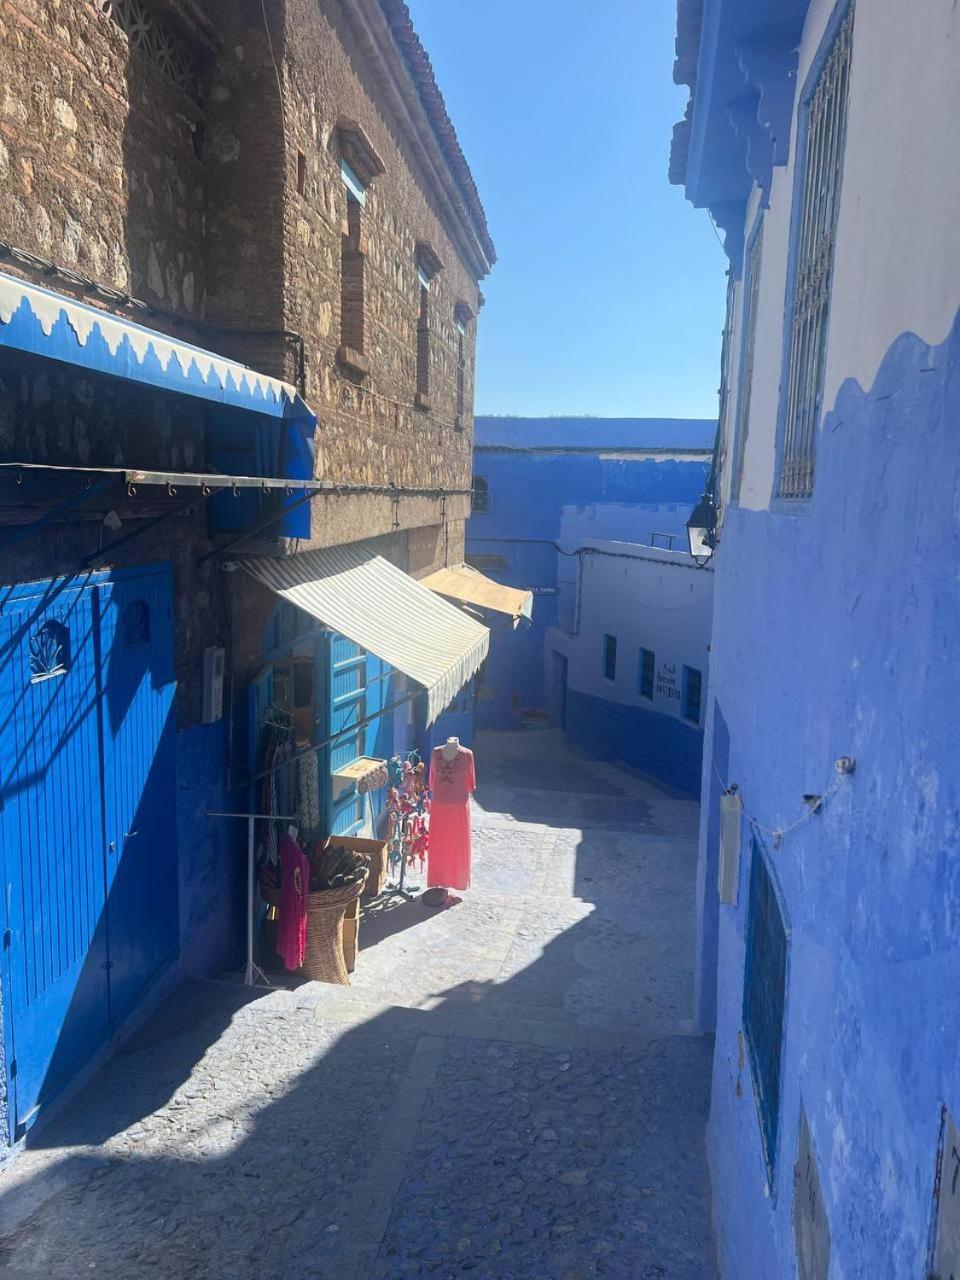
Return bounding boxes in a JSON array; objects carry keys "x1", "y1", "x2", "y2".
[{"x1": 0, "y1": 0, "x2": 493, "y2": 1151}]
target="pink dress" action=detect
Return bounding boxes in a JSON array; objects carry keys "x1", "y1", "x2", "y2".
[
  {"x1": 277, "y1": 832, "x2": 309, "y2": 971},
  {"x1": 428, "y1": 746, "x2": 476, "y2": 891}
]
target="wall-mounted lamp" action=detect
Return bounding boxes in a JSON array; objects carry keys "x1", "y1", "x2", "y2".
[{"x1": 686, "y1": 491, "x2": 718, "y2": 567}]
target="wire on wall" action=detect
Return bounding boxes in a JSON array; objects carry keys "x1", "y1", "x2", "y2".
[{"x1": 715, "y1": 756, "x2": 856, "y2": 851}]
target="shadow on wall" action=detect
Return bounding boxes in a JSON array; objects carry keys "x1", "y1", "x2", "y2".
[{"x1": 562, "y1": 690, "x2": 705, "y2": 798}]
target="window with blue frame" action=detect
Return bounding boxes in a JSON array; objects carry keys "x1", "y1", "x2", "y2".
[
  {"x1": 742, "y1": 834, "x2": 788, "y2": 1179},
  {"x1": 778, "y1": 2, "x2": 855, "y2": 499},
  {"x1": 603, "y1": 634, "x2": 617, "y2": 682},
  {"x1": 682, "y1": 665, "x2": 702, "y2": 724},
  {"x1": 638, "y1": 647, "x2": 655, "y2": 699}
]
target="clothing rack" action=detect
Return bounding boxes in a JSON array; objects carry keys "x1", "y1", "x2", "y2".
[{"x1": 206, "y1": 809, "x2": 298, "y2": 987}]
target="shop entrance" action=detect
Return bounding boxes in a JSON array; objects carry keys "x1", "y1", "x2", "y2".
[{"x1": 0, "y1": 566, "x2": 178, "y2": 1139}]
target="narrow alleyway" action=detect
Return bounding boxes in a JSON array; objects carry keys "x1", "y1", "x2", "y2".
[{"x1": 0, "y1": 731, "x2": 716, "y2": 1279}]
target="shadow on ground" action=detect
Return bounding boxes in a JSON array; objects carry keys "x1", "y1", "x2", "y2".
[{"x1": 0, "y1": 731, "x2": 716, "y2": 1280}]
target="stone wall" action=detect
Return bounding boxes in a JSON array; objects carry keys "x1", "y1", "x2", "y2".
[{"x1": 0, "y1": 0, "x2": 486, "y2": 561}]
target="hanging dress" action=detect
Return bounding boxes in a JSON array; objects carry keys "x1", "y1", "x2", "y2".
[
  {"x1": 428, "y1": 746, "x2": 476, "y2": 891},
  {"x1": 277, "y1": 832, "x2": 309, "y2": 971}
]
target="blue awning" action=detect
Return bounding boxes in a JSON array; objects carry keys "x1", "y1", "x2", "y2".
[{"x1": 0, "y1": 271, "x2": 313, "y2": 422}]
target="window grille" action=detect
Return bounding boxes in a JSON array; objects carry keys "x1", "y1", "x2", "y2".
[
  {"x1": 471, "y1": 476, "x2": 489, "y2": 514},
  {"x1": 603, "y1": 634, "x2": 617, "y2": 683},
  {"x1": 733, "y1": 224, "x2": 764, "y2": 499},
  {"x1": 639, "y1": 648, "x2": 655, "y2": 700},
  {"x1": 682, "y1": 665, "x2": 702, "y2": 724},
  {"x1": 743, "y1": 834, "x2": 788, "y2": 1178},
  {"x1": 779, "y1": 4, "x2": 855, "y2": 499},
  {"x1": 95, "y1": 0, "x2": 199, "y2": 100},
  {"x1": 29, "y1": 620, "x2": 70, "y2": 682}
]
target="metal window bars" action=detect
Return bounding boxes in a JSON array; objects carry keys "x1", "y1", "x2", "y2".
[
  {"x1": 733, "y1": 225, "x2": 764, "y2": 499},
  {"x1": 779, "y1": 5, "x2": 855, "y2": 500}
]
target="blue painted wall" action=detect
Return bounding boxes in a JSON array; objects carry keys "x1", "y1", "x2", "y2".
[
  {"x1": 176, "y1": 719, "x2": 242, "y2": 978},
  {"x1": 701, "y1": 315, "x2": 960, "y2": 1277},
  {"x1": 468, "y1": 434, "x2": 712, "y2": 732},
  {"x1": 564, "y1": 688, "x2": 704, "y2": 795}
]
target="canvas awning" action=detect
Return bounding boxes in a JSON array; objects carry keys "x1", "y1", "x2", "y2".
[
  {"x1": 241, "y1": 544, "x2": 489, "y2": 724},
  {"x1": 0, "y1": 271, "x2": 313, "y2": 422},
  {"x1": 421, "y1": 563, "x2": 533, "y2": 625}
]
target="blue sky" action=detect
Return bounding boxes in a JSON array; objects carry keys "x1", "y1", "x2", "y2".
[{"x1": 406, "y1": 0, "x2": 726, "y2": 420}]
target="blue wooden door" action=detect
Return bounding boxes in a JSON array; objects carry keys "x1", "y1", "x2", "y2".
[
  {"x1": 98, "y1": 571, "x2": 178, "y2": 1023},
  {"x1": 0, "y1": 567, "x2": 178, "y2": 1139},
  {"x1": 329, "y1": 633, "x2": 366, "y2": 836},
  {"x1": 0, "y1": 581, "x2": 110, "y2": 1137}
]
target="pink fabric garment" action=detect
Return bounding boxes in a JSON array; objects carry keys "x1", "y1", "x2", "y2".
[
  {"x1": 427, "y1": 746, "x2": 476, "y2": 891},
  {"x1": 277, "y1": 832, "x2": 309, "y2": 971}
]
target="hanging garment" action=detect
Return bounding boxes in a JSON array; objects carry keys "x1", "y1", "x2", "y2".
[
  {"x1": 427, "y1": 746, "x2": 476, "y2": 891},
  {"x1": 298, "y1": 744, "x2": 321, "y2": 834},
  {"x1": 277, "y1": 832, "x2": 309, "y2": 971}
]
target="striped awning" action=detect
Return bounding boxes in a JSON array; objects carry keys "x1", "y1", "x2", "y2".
[
  {"x1": 241, "y1": 544, "x2": 489, "y2": 724},
  {"x1": 421, "y1": 564, "x2": 533, "y2": 626}
]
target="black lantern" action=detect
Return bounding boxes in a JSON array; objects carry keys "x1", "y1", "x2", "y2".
[{"x1": 686, "y1": 491, "x2": 718, "y2": 566}]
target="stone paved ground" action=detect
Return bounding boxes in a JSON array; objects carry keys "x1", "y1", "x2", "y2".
[{"x1": 0, "y1": 730, "x2": 717, "y2": 1279}]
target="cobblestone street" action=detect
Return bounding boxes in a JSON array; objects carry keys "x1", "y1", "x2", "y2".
[{"x1": 0, "y1": 731, "x2": 716, "y2": 1279}]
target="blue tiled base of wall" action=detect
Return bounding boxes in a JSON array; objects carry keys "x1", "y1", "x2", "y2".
[{"x1": 564, "y1": 688, "x2": 703, "y2": 796}]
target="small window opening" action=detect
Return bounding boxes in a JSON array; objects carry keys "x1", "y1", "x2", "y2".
[
  {"x1": 416, "y1": 281, "x2": 430, "y2": 407},
  {"x1": 29, "y1": 619, "x2": 70, "y2": 682},
  {"x1": 603, "y1": 634, "x2": 617, "y2": 683},
  {"x1": 297, "y1": 150, "x2": 307, "y2": 196},
  {"x1": 471, "y1": 476, "x2": 489, "y2": 514},
  {"x1": 341, "y1": 193, "x2": 365, "y2": 356},
  {"x1": 682, "y1": 665, "x2": 702, "y2": 724},
  {"x1": 639, "y1": 648, "x2": 655, "y2": 699},
  {"x1": 122, "y1": 599, "x2": 151, "y2": 648}
]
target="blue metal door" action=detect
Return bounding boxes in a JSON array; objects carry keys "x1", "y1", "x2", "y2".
[
  {"x1": 329, "y1": 633, "x2": 366, "y2": 836},
  {"x1": 0, "y1": 567, "x2": 177, "y2": 1138},
  {"x1": 0, "y1": 580, "x2": 109, "y2": 1137},
  {"x1": 98, "y1": 571, "x2": 177, "y2": 1024}
]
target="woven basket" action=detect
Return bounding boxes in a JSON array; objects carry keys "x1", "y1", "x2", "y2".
[{"x1": 301, "y1": 875, "x2": 367, "y2": 985}]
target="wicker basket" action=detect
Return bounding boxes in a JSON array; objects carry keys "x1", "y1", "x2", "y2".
[{"x1": 301, "y1": 875, "x2": 367, "y2": 985}]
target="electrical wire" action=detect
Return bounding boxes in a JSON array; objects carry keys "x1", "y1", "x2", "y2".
[{"x1": 713, "y1": 759, "x2": 850, "y2": 851}]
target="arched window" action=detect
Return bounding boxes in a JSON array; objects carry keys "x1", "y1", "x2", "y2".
[
  {"x1": 122, "y1": 599, "x2": 150, "y2": 648},
  {"x1": 471, "y1": 476, "x2": 490, "y2": 515},
  {"x1": 29, "y1": 620, "x2": 70, "y2": 682}
]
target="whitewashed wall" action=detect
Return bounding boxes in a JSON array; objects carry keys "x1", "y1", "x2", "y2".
[{"x1": 722, "y1": 0, "x2": 960, "y2": 515}]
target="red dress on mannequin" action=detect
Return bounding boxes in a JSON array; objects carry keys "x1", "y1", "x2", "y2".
[{"x1": 428, "y1": 746, "x2": 476, "y2": 891}]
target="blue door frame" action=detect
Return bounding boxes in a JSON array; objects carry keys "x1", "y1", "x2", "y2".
[{"x1": 0, "y1": 565, "x2": 178, "y2": 1140}]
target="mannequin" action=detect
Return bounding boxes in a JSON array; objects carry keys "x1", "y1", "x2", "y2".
[{"x1": 424, "y1": 735, "x2": 476, "y2": 903}]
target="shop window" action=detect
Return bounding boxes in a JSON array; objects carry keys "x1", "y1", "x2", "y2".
[
  {"x1": 603, "y1": 634, "x2": 617, "y2": 683},
  {"x1": 471, "y1": 476, "x2": 490, "y2": 514},
  {"x1": 682, "y1": 665, "x2": 702, "y2": 724},
  {"x1": 743, "y1": 834, "x2": 788, "y2": 1179},
  {"x1": 639, "y1": 647, "x2": 655, "y2": 699},
  {"x1": 122, "y1": 599, "x2": 151, "y2": 647},
  {"x1": 29, "y1": 619, "x2": 70, "y2": 682}
]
